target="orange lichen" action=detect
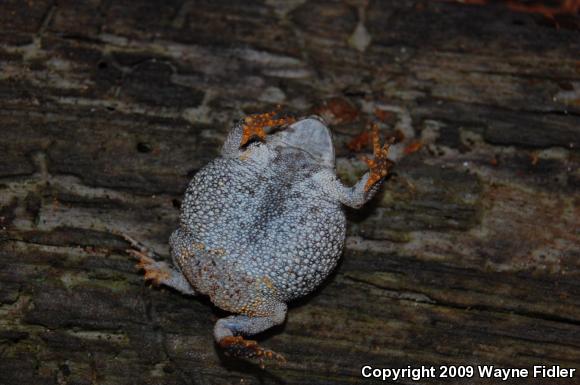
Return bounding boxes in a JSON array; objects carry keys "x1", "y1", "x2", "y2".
[
  {"x1": 392, "y1": 129, "x2": 406, "y2": 143},
  {"x1": 530, "y1": 152, "x2": 540, "y2": 166},
  {"x1": 506, "y1": 0, "x2": 579, "y2": 20},
  {"x1": 313, "y1": 97, "x2": 359, "y2": 125},
  {"x1": 363, "y1": 125, "x2": 393, "y2": 191},
  {"x1": 240, "y1": 110, "x2": 296, "y2": 147},
  {"x1": 347, "y1": 130, "x2": 371, "y2": 152},
  {"x1": 404, "y1": 140, "x2": 423, "y2": 155},
  {"x1": 443, "y1": 0, "x2": 580, "y2": 21},
  {"x1": 373, "y1": 108, "x2": 396, "y2": 123}
]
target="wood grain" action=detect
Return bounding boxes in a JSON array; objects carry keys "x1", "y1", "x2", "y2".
[{"x1": 0, "y1": 1, "x2": 578, "y2": 384}]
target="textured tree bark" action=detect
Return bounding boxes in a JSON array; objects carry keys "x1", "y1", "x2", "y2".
[{"x1": 0, "y1": 1, "x2": 578, "y2": 384}]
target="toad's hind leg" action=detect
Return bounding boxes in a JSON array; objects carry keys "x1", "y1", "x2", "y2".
[
  {"x1": 215, "y1": 299, "x2": 287, "y2": 364},
  {"x1": 121, "y1": 233, "x2": 196, "y2": 296}
]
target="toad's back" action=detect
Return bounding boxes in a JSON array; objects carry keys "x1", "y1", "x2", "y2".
[{"x1": 178, "y1": 145, "x2": 346, "y2": 301}]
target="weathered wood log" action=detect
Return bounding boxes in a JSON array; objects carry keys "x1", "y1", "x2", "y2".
[{"x1": 0, "y1": 1, "x2": 578, "y2": 384}]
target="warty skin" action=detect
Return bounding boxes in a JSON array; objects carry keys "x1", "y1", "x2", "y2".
[{"x1": 124, "y1": 113, "x2": 392, "y2": 363}]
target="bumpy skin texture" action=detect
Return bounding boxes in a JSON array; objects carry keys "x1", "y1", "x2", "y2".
[{"x1": 132, "y1": 113, "x2": 391, "y2": 363}]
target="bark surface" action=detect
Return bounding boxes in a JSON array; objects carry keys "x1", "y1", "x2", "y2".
[{"x1": 0, "y1": 1, "x2": 579, "y2": 384}]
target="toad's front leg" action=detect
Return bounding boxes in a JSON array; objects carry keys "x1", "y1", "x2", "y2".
[
  {"x1": 362, "y1": 124, "x2": 393, "y2": 192},
  {"x1": 221, "y1": 110, "x2": 296, "y2": 155},
  {"x1": 315, "y1": 125, "x2": 393, "y2": 208}
]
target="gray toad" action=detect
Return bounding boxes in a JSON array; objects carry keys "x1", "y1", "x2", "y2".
[{"x1": 124, "y1": 111, "x2": 392, "y2": 363}]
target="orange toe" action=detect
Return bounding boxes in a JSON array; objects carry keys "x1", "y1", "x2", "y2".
[
  {"x1": 219, "y1": 335, "x2": 286, "y2": 365},
  {"x1": 240, "y1": 110, "x2": 296, "y2": 147},
  {"x1": 364, "y1": 124, "x2": 394, "y2": 192}
]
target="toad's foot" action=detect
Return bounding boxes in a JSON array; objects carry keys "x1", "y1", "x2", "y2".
[
  {"x1": 130, "y1": 249, "x2": 171, "y2": 285},
  {"x1": 118, "y1": 233, "x2": 170, "y2": 285},
  {"x1": 240, "y1": 110, "x2": 296, "y2": 147},
  {"x1": 363, "y1": 125, "x2": 394, "y2": 192},
  {"x1": 214, "y1": 302, "x2": 287, "y2": 367},
  {"x1": 219, "y1": 336, "x2": 286, "y2": 367},
  {"x1": 118, "y1": 232, "x2": 196, "y2": 295}
]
